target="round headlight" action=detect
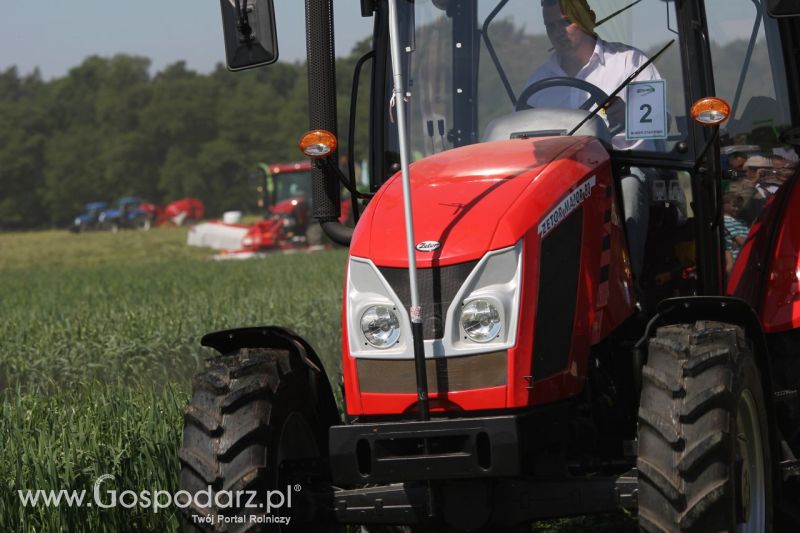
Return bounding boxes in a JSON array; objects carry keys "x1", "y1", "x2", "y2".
[
  {"x1": 460, "y1": 299, "x2": 501, "y2": 342},
  {"x1": 360, "y1": 305, "x2": 400, "y2": 348}
]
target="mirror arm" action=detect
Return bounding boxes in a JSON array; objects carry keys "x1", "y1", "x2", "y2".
[{"x1": 234, "y1": 0, "x2": 254, "y2": 43}]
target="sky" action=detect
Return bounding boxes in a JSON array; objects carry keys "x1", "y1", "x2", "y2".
[{"x1": 0, "y1": 0, "x2": 373, "y2": 80}]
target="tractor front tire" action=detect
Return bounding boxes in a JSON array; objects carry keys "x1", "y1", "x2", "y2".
[
  {"x1": 179, "y1": 348, "x2": 338, "y2": 531},
  {"x1": 637, "y1": 321, "x2": 772, "y2": 532}
]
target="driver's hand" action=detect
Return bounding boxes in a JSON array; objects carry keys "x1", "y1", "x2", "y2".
[{"x1": 604, "y1": 96, "x2": 625, "y2": 130}]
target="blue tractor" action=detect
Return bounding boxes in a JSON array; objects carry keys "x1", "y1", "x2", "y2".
[
  {"x1": 70, "y1": 201, "x2": 108, "y2": 233},
  {"x1": 98, "y1": 197, "x2": 152, "y2": 231}
]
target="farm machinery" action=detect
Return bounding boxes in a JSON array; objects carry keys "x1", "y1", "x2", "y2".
[
  {"x1": 70, "y1": 201, "x2": 108, "y2": 232},
  {"x1": 187, "y1": 161, "x2": 350, "y2": 257},
  {"x1": 158, "y1": 197, "x2": 206, "y2": 227},
  {"x1": 179, "y1": 0, "x2": 800, "y2": 531},
  {"x1": 78, "y1": 196, "x2": 204, "y2": 232},
  {"x1": 97, "y1": 197, "x2": 157, "y2": 231}
]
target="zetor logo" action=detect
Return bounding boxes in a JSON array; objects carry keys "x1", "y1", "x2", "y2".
[{"x1": 416, "y1": 241, "x2": 441, "y2": 252}]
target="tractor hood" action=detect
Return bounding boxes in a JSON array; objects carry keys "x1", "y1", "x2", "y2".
[
  {"x1": 350, "y1": 136, "x2": 609, "y2": 267},
  {"x1": 270, "y1": 197, "x2": 305, "y2": 215}
]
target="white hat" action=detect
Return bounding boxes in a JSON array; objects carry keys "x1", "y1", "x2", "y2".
[{"x1": 743, "y1": 155, "x2": 773, "y2": 169}]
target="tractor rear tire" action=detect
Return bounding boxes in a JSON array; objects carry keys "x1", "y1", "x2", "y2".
[
  {"x1": 637, "y1": 321, "x2": 772, "y2": 532},
  {"x1": 179, "y1": 348, "x2": 339, "y2": 532}
]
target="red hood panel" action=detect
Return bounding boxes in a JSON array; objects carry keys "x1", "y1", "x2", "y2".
[
  {"x1": 352, "y1": 137, "x2": 602, "y2": 267},
  {"x1": 270, "y1": 197, "x2": 304, "y2": 214}
]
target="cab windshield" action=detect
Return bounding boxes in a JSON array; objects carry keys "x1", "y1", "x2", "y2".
[
  {"x1": 273, "y1": 171, "x2": 312, "y2": 204},
  {"x1": 403, "y1": 0, "x2": 690, "y2": 158}
]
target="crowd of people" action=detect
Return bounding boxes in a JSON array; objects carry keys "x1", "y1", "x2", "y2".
[{"x1": 722, "y1": 151, "x2": 797, "y2": 272}]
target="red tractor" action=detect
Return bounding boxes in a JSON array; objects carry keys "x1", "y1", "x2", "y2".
[
  {"x1": 180, "y1": 0, "x2": 800, "y2": 530},
  {"x1": 187, "y1": 161, "x2": 350, "y2": 257},
  {"x1": 251, "y1": 161, "x2": 342, "y2": 249}
]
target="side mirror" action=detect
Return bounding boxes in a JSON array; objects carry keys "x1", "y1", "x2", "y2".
[
  {"x1": 219, "y1": 0, "x2": 278, "y2": 71},
  {"x1": 768, "y1": 0, "x2": 800, "y2": 17}
]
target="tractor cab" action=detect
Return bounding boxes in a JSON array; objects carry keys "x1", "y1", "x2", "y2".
[
  {"x1": 258, "y1": 160, "x2": 351, "y2": 245},
  {"x1": 260, "y1": 161, "x2": 315, "y2": 241},
  {"x1": 178, "y1": 1, "x2": 800, "y2": 530}
]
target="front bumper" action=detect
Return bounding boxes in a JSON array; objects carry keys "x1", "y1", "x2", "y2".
[{"x1": 329, "y1": 415, "x2": 525, "y2": 485}]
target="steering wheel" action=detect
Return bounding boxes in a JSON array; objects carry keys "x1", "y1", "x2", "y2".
[{"x1": 515, "y1": 77, "x2": 611, "y2": 112}]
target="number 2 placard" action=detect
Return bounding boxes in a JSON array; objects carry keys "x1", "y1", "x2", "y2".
[{"x1": 625, "y1": 80, "x2": 668, "y2": 140}]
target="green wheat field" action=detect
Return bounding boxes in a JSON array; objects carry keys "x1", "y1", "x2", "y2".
[{"x1": 0, "y1": 227, "x2": 634, "y2": 531}]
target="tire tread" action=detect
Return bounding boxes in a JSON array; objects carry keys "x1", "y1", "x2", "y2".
[{"x1": 637, "y1": 321, "x2": 770, "y2": 532}]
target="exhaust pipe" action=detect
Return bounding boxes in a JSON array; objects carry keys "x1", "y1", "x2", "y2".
[{"x1": 305, "y1": 0, "x2": 353, "y2": 246}]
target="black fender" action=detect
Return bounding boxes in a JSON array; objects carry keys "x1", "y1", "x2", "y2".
[
  {"x1": 637, "y1": 296, "x2": 768, "y2": 360},
  {"x1": 637, "y1": 296, "x2": 773, "y2": 398},
  {"x1": 636, "y1": 296, "x2": 783, "y2": 498},
  {"x1": 202, "y1": 325, "x2": 326, "y2": 373},
  {"x1": 201, "y1": 326, "x2": 340, "y2": 424}
]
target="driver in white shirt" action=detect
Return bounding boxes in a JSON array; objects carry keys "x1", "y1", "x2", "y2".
[{"x1": 524, "y1": 0, "x2": 663, "y2": 293}]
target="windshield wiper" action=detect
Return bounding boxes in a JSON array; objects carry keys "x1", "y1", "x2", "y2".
[{"x1": 568, "y1": 39, "x2": 675, "y2": 137}]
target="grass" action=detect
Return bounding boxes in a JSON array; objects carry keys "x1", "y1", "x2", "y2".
[
  {"x1": 0, "y1": 228, "x2": 346, "y2": 391},
  {"x1": 0, "y1": 226, "x2": 634, "y2": 531},
  {"x1": 1, "y1": 384, "x2": 185, "y2": 532},
  {"x1": 0, "y1": 228, "x2": 211, "y2": 271},
  {"x1": 1, "y1": 226, "x2": 347, "y2": 531}
]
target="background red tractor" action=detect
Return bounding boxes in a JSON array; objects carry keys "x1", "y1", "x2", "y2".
[
  {"x1": 179, "y1": 0, "x2": 800, "y2": 531},
  {"x1": 187, "y1": 161, "x2": 350, "y2": 257}
]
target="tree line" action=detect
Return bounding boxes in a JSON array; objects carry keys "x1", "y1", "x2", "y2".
[
  {"x1": 0, "y1": 39, "x2": 371, "y2": 230},
  {"x1": 0, "y1": 29, "x2": 764, "y2": 231}
]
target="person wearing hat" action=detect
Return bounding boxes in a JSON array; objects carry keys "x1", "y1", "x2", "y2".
[
  {"x1": 521, "y1": 0, "x2": 664, "y2": 295},
  {"x1": 733, "y1": 155, "x2": 775, "y2": 224},
  {"x1": 743, "y1": 154, "x2": 773, "y2": 173}
]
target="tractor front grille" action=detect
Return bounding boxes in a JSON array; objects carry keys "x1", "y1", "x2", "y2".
[
  {"x1": 358, "y1": 350, "x2": 507, "y2": 393},
  {"x1": 379, "y1": 261, "x2": 478, "y2": 340}
]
